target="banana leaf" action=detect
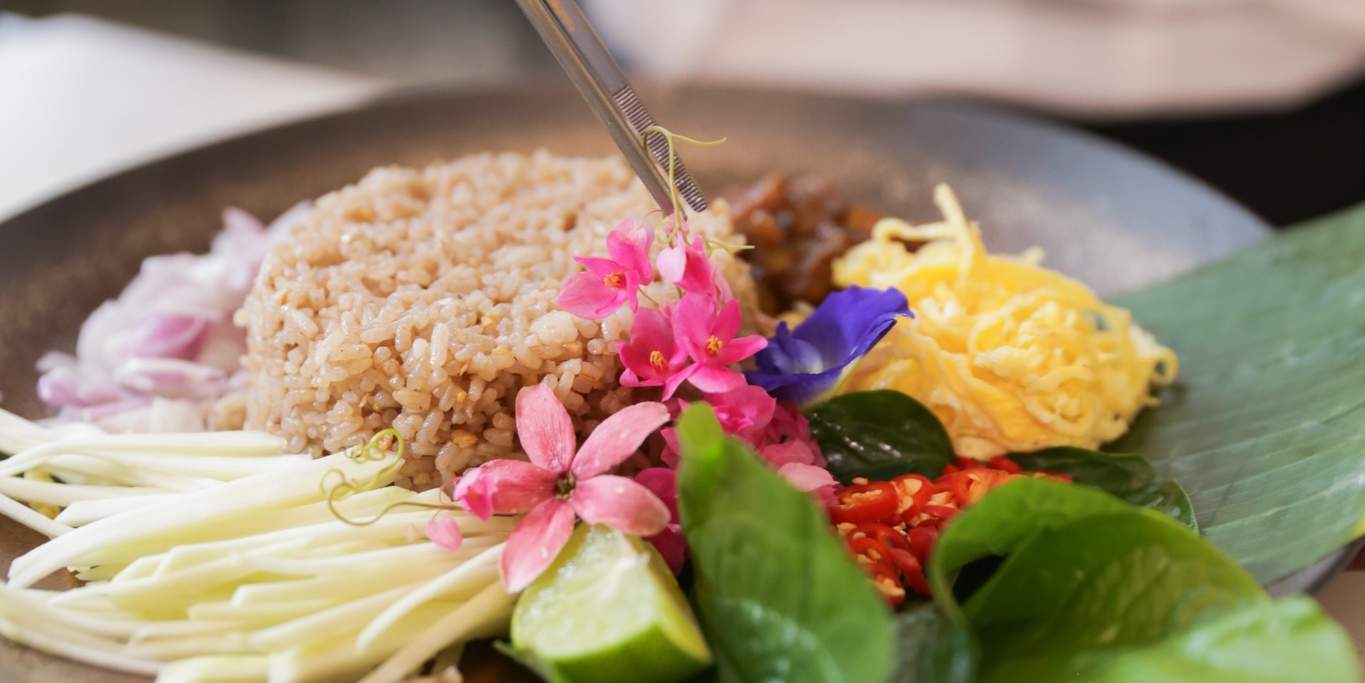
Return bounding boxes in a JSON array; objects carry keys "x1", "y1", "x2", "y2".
[{"x1": 1111, "y1": 203, "x2": 1365, "y2": 583}]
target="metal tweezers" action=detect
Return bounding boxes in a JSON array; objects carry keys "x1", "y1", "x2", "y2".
[{"x1": 515, "y1": 0, "x2": 708, "y2": 215}]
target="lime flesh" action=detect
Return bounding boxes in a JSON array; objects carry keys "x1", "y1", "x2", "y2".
[{"x1": 510, "y1": 524, "x2": 712, "y2": 683}]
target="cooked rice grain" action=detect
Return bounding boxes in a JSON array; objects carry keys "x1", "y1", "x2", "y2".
[{"x1": 237, "y1": 151, "x2": 757, "y2": 489}]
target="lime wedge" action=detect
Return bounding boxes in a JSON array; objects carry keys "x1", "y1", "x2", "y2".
[{"x1": 510, "y1": 524, "x2": 712, "y2": 683}]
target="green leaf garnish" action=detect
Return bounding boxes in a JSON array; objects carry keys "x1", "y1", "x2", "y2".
[
  {"x1": 1009, "y1": 447, "x2": 1196, "y2": 530},
  {"x1": 927, "y1": 478, "x2": 1132, "y2": 626},
  {"x1": 676, "y1": 403, "x2": 895, "y2": 683},
  {"x1": 891, "y1": 603, "x2": 976, "y2": 683},
  {"x1": 806, "y1": 390, "x2": 955, "y2": 483},
  {"x1": 924, "y1": 479, "x2": 1358, "y2": 683},
  {"x1": 1061, "y1": 597, "x2": 1359, "y2": 683}
]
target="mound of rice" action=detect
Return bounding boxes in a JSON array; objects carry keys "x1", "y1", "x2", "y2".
[{"x1": 237, "y1": 151, "x2": 758, "y2": 489}]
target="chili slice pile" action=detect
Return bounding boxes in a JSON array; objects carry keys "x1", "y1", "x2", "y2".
[{"x1": 829, "y1": 456, "x2": 1070, "y2": 607}]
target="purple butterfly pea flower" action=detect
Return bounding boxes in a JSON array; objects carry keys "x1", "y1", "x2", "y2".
[{"x1": 746, "y1": 286, "x2": 912, "y2": 406}]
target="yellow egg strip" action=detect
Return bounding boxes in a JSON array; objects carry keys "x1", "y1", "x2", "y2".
[{"x1": 833, "y1": 185, "x2": 1177, "y2": 458}]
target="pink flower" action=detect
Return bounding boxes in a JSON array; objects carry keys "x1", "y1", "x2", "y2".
[
  {"x1": 451, "y1": 384, "x2": 671, "y2": 592},
  {"x1": 777, "y1": 462, "x2": 837, "y2": 504},
  {"x1": 706, "y1": 385, "x2": 777, "y2": 442},
  {"x1": 425, "y1": 516, "x2": 464, "y2": 551},
  {"x1": 754, "y1": 403, "x2": 824, "y2": 463},
  {"x1": 673, "y1": 294, "x2": 767, "y2": 394},
  {"x1": 558, "y1": 220, "x2": 654, "y2": 319},
  {"x1": 659, "y1": 426, "x2": 683, "y2": 468},
  {"x1": 758, "y1": 439, "x2": 821, "y2": 469},
  {"x1": 619, "y1": 308, "x2": 691, "y2": 399},
  {"x1": 634, "y1": 467, "x2": 686, "y2": 574},
  {"x1": 658, "y1": 236, "x2": 728, "y2": 299},
  {"x1": 756, "y1": 437, "x2": 836, "y2": 498}
]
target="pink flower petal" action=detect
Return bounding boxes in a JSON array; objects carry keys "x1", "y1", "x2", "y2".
[
  {"x1": 657, "y1": 242, "x2": 687, "y2": 284},
  {"x1": 647, "y1": 525, "x2": 688, "y2": 575},
  {"x1": 451, "y1": 471, "x2": 494, "y2": 520},
  {"x1": 574, "y1": 256, "x2": 623, "y2": 277},
  {"x1": 659, "y1": 427, "x2": 682, "y2": 468},
  {"x1": 515, "y1": 384, "x2": 577, "y2": 473},
  {"x1": 760, "y1": 441, "x2": 820, "y2": 468},
  {"x1": 634, "y1": 467, "x2": 678, "y2": 519},
  {"x1": 713, "y1": 299, "x2": 743, "y2": 342},
  {"x1": 425, "y1": 516, "x2": 464, "y2": 551},
  {"x1": 570, "y1": 475, "x2": 671, "y2": 536},
  {"x1": 501, "y1": 498, "x2": 577, "y2": 593},
  {"x1": 672, "y1": 293, "x2": 716, "y2": 361},
  {"x1": 630, "y1": 308, "x2": 677, "y2": 354},
  {"x1": 661, "y1": 363, "x2": 698, "y2": 401},
  {"x1": 676, "y1": 238, "x2": 719, "y2": 296},
  {"x1": 451, "y1": 459, "x2": 557, "y2": 518},
  {"x1": 557, "y1": 272, "x2": 620, "y2": 320},
  {"x1": 777, "y1": 462, "x2": 838, "y2": 493},
  {"x1": 708, "y1": 385, "x2": 777, "y2": 438},
  {"x1": 606, "y1": 220, "x2": 653, "y2": 281},
  {"x1": 618, "y1": 309, "x2": 680, "y2": 385},
  {"x1": 619, "y1": 367, "x2": 659, "y2": 389},
  {"x1": 687, "y1": 364, "x2": 747, "y2": 394},
  {"x1": 571, "y1": 401, "x2": 670, "y2": 479},
  {"x1": 717, "y1": 333, "x2": 768, "y2": 365}
]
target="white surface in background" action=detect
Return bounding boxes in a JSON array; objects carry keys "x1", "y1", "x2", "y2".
[
  {"x1": 588, "y1": 0, "x2": 1365, "y2": 117},
  {"x1": 0, "y1": 13, "x2": 384, "y2": 221},
  {"x1": 0, "y1": 8, "x2": 1362, "y2": 667}
]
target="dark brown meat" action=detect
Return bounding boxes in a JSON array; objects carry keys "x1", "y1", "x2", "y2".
[{"x1": 728, "y1": 174, "x2": 882, "y2": 313}]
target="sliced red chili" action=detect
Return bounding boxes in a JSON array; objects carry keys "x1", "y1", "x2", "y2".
[
  {"x1": 921, "y1": 504, "x2": 959, "y2": 521},
  {"x1": 870, "y1": 568, "x2": 906, "y2": 608},
  {"x1": 847, "y1": 536, "x2": 894, "y2": 566},
  {"x1": 941, "y1": 470, "x2": 1015, "y2": 507},
  {"x1": 890, "y1": 473, "x2": 933, "y2": 521},
  {"x1": 856, "y1": 521, "x2": 911, "y2": 553},
  {"x1": 889, "y1": 548, "x2": 930, "y2": 596},
  {"x1": 988, "y1": 455, "x2": 1021, "y2": 473},
  {"x1": 829, "y1": 481, "x2": 899, "y2": 524},
  {"x1": 906, "y1": 525, "x2": 939, "y2": 561}
]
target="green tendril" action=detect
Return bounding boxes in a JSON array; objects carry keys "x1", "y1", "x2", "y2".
[
  {"x1": 327, "y1": 499, "x2": 461, "y2": 528},
  {"x1": 642, "y1": 125, "x2": 727, "y2": 237},
  {"x1": 705, "y1": 236, "x2": 754, "y2": 255},
  {"x1": 320, "y1": 428, "x2": 414, "y2": 526}
]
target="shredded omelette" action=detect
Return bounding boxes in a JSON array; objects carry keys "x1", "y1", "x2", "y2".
[{"x1": 832, "y1": 185, "x2": 1177, "y2": 458}]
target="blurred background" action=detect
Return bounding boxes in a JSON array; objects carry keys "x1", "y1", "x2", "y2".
[
  {"x1": 3, "y1": 0, "x2": 1364, "y2": 226},
  {"x1": 4, "y1": 0, "x2": 1365, "y2": 225}
]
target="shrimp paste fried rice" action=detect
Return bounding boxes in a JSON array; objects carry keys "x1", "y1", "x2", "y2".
[{"x1": 238, "y1": 151, "x2": 758, "y2": 490}]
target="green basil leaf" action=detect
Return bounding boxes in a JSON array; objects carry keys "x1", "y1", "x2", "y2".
[
  {"x1": 964, "y1": 510, "x2": 1261, "y2": 655},
  {"x1": 806, "y1": 390, "x2": 954, "y2": 483},
  {"x1": 1112, "y1": 204, "x2": 1365, "y2": 582},
  {"x1": 927, "y1": 478, "x2": 1132, "y2": 624},
  {"x1": 676, "y1": 403, "x2": 895, "y2": 683},
  {"x1": 1073, "y1": 597, "x2": 1359, "y2": 683},
  {"x1": 1009, "y1": 447, "x2": 1197, "y2": 530},
  {"x1": 891, "y1": 603, "x2": 977, "y2": 683},
  {"x1": 926, "y1": 479, "x2": 1358, "y2": 682}
]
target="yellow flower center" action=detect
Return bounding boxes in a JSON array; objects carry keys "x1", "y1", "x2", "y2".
[
  {"x1": 602, "y1": 272, "x2": 626, "y2": 289},
  {"x1": 649, "y1": 350, "x2": 668, "y2": 370},
  {"x1": 705, "y1": 335, "x2": 724, "y2": 356}
]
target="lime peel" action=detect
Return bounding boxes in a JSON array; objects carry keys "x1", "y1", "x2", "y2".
[{"x1": 510, "y1": 524, "x2": 711, "y2": 683}]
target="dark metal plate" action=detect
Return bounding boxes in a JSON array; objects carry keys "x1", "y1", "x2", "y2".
[{"x1": 0, "y1": 84, "x2": 1326, "y2": 682}]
